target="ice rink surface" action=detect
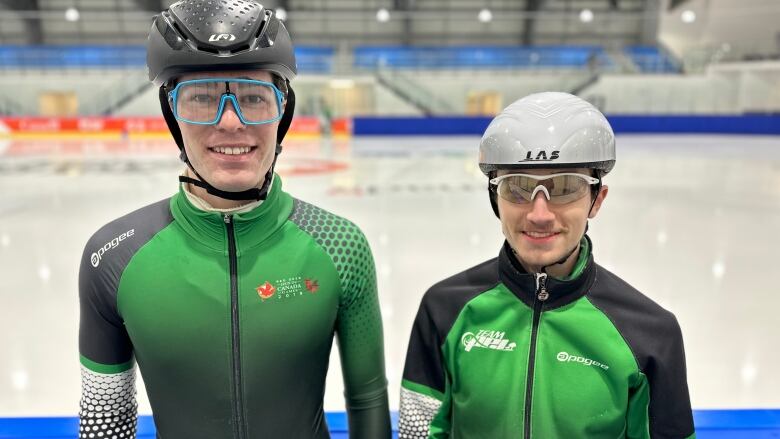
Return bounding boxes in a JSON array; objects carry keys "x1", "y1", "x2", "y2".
[{"x1": 1, "y1": 134, "x2": 779, "y2": 415}]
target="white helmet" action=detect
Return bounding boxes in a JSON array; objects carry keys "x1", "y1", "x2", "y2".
[{"x1": 479, "y1": 92, "x2": 615, "y2": 176}]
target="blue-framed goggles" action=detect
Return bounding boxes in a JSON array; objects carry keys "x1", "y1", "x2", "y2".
[{"x1": 168, "y1": 78, "x2": 284, "y2": 125}]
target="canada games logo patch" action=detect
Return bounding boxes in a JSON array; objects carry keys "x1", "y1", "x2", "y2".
[{"x1": 257, "y1": 277, "x2": 321, "y2": 302}]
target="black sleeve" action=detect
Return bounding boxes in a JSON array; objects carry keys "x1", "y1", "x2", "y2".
[
  {"x1": 79, "y1": 197, "x2": 173, "y2": 366},
  {"x1": 399, "y1": 258, "x2": 500, "y2": 439},
  {"x1": 588, "y1": 265, "x2": 695, "y2": 439},
  {"x1": 78, "y1": 198, "x2": 173, "y2": 439}
]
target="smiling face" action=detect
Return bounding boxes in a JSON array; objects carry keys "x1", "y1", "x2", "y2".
[
  {"x1": 496, "y1": 168, "x2": 608, "y2": 274},
  {"x1": 175, "y1": 69, "x2": 283, "y2": 194}
]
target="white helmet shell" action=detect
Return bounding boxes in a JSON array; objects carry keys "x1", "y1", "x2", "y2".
[{"x1": 479, "y1": 92, "x2": 615, "y2": 176}]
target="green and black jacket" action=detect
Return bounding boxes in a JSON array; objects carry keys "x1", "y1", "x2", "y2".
[
  {"x1": 399, "y1": 237, "x2": 695, "y2": 439},
  {"x1": 78, "y1": 176, "x2": 390, "y2": 439}
]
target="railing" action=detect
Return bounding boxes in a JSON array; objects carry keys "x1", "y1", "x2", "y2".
[
  {"x1": 375, "y1": 67, "x2": 455, "y2": 115},
  {"x1": 80, "y1": 70, "x2": 153, "y2": 115},
  {"x1": 624, "y1": 45, "x2": 681, "y2": 73}
]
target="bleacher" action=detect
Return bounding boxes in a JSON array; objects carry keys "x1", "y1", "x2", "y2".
[
  {"x1": 625, "y1": 45, "x2": 680, "y2": 73},
  {"x1": 1, "y1": 44, "x2": 685, "y2": 73},
  {"x1": 353, "y1": 45, "x2": 614, "y2": 70}
]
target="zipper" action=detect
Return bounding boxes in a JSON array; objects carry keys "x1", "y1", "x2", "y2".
[
  {"x1": 224, "y1": 214, "x2": 245, "y2": 439},
  {"x1": 524, "y1": 272, "x2": 549, "y2": 439}
]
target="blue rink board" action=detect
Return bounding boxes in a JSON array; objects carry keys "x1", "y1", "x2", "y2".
[
  {"x1": 351, "y1": 115, "x2": 780, "y2": 136},
  {"x1": 1, "y1": 410, "x2": 779, "y2": 438}
]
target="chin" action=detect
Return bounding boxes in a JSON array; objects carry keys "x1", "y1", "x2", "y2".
[
  {"x1": 515, "y1": 247, "x2": 563, "y2": 269},
  {"x1": 209, "y1": 173, "x2": 264, "y2": 191}
]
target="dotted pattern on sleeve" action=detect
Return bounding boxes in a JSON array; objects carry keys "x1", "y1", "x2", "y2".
[
  {"x1": 398, "y1": 386, "x2": 443, "y2": 439},
  {"x1": 79, "y1": 365, "x2": 138, "y2": 439}
]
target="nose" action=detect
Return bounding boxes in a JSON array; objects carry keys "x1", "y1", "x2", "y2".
[
  {"x1": 216, "y1": 97, "x2": 245, "y2": 132},
  {"x1": 526, "y1": 190, "x2": 555, "y2": 225}
]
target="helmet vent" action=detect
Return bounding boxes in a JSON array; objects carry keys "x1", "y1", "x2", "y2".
[
  {"x1": 148, "y1": 0, "x2": 298, "y2": 85},
  {"x1": 255, "y1": 9, "x2": 273, "y2": 42},
  {"x1": 166, "y1": 0, "x2": 263, "y2": 52},
  {"x1": 171, "y1": 22, "x2": 189, "y2": 41}
]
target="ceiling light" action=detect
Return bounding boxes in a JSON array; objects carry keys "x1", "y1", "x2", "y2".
[
  {"x1": 64, "y1": 7, "x2": 80, "y2": 22},
  {"x1": 275, "y1": 7, "x2": 287, "y2": 21},
  {"x1": 376, "y1": 8, "x2": 390, "y2": 23},
  {"x1": 681, "y1": 10, "x2": 696, "y2": 23},
  {"x1": 579, "y1": 9, "x2": 594, "y2": 23},
  {"x1": 478, "y1": 9, "x2": 493, "y2": 23}
]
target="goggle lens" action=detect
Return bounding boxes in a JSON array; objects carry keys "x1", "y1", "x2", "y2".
[{"x1": 490, "y1": 173, "x2": 599, "y2": 205}]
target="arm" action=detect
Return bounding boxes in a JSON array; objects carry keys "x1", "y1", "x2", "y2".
[
  {"x1": 78, "y1": 237, "x2": 138, "y2": 439},
  {"x1": 399, "y1": 296, "x2": 451, "y2": 439},
  {"x1": 626, "y1": 316, "x2": 695, "y2": 439},
  {"x1": 334, "y1": 226, "x2": 391, "y2": 438}
]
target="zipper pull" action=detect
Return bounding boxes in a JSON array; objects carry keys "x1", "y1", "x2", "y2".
[
  {"x1": 536, "y1": 273, "x2": 549, "y2": 302},
  {"x1": 223, "y1": 214, "x2": 232, "y2": 224}
]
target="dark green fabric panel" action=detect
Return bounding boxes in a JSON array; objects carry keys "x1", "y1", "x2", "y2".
[
  {"x1": 117, "y1": 220, "x2": 235, "y2": 437},
  {"x1": 441, "y1": 285, "x2": 531, "y2": 437},
  {"x1": 289, "y1": 199, "x2": 391, "y2": 438}
]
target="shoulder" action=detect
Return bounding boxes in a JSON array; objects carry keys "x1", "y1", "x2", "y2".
[
  {"x1": 81, "y1": 197, "x2": 174, "y2": 273},
  {"x1": 289, "y1": 197, "x2": 362, "y2": 231},
  {"x1": 288, "y1": 197, "x2": 368, "y2": 248},
  {"x1": 424, "y1": 258, "x2": 499, "y2": 304},
  {"x1": 587, "y1": 263, "x2": 683, "y2": 365},
  {"x1": 419, "y1": 258, "x2": 500, "y2": 336},
  {"x1": 589, "y1": 264, "x2": 679, "y2": 327}
]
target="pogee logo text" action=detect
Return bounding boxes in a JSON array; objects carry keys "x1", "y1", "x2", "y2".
[
  {"x1": 556, "y1": 351, "x2": 609, "y2": 370},
  {"x1": 91, "y1": 229, "x2": 135, "y2": 268}
]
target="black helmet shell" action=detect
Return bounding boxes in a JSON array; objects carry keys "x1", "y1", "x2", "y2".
[{"x1": 147, "y1": 0, "x2": 297, "y2": 86}]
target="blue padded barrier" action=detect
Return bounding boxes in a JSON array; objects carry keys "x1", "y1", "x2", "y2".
[
  {"x1": 352, "y1": 115, "x2": 780, "y2": 136},
  {"x1": 1, "y1": 411, "x2": 779, "y2": 438}
]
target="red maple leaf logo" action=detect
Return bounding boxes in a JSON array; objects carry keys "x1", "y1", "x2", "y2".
[
  {"x1": 257, "y1": 282, "x2": 276, "y2": 300},
  {"x1": 305, "y1": 279, "x2": 319, "y2": 293}
]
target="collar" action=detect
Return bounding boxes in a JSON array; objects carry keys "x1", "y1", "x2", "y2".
[
  {"x1": 170, "y1": 173, "x2": 293, "y2": 252},
  {"x1": 498, "y1": 235, "x2": 597, "y2": 309}
]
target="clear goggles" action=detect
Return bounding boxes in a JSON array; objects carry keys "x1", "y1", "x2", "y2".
[
  {"x1": 168, "y1": 78, "x2": 284, "y2": 125},
  {"x1": 489, "y1": 173, "x2": 600, "y2": 205}
]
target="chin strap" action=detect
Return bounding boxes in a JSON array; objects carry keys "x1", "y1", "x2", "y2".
[
  {"x1": 160, "y1": 81, "x2": 296, "y2": 202},
  {"x1": 178, "y1": 144, "x2": 280, "y2": 201}
]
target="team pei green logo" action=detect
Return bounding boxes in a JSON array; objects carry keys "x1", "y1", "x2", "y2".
[{"x1": 461, "y1": 330, "x2": 516, "y2": 352}]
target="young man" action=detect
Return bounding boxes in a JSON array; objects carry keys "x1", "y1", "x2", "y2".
[
  {"x1": 399, "y1": 92, "x2": 695, "y2": 438},
  {"x1": 77, "y1": 2, "x2": 391, "y2": 438}
]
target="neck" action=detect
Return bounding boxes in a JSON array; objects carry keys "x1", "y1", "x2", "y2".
[
  {"x1": 517, "y1": 244, "x2": 581, "y2": 279},
  {"x1": 185, "y1": 168, "x2": 256, "y2": 210}
]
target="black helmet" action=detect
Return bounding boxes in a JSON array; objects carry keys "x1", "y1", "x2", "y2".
[
  {"x1": 147, "y1": 0, "x2": 297, "y2": 86},
  {"x1": 146, "y1": 0, "x2": 297, "y2": 201}
]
